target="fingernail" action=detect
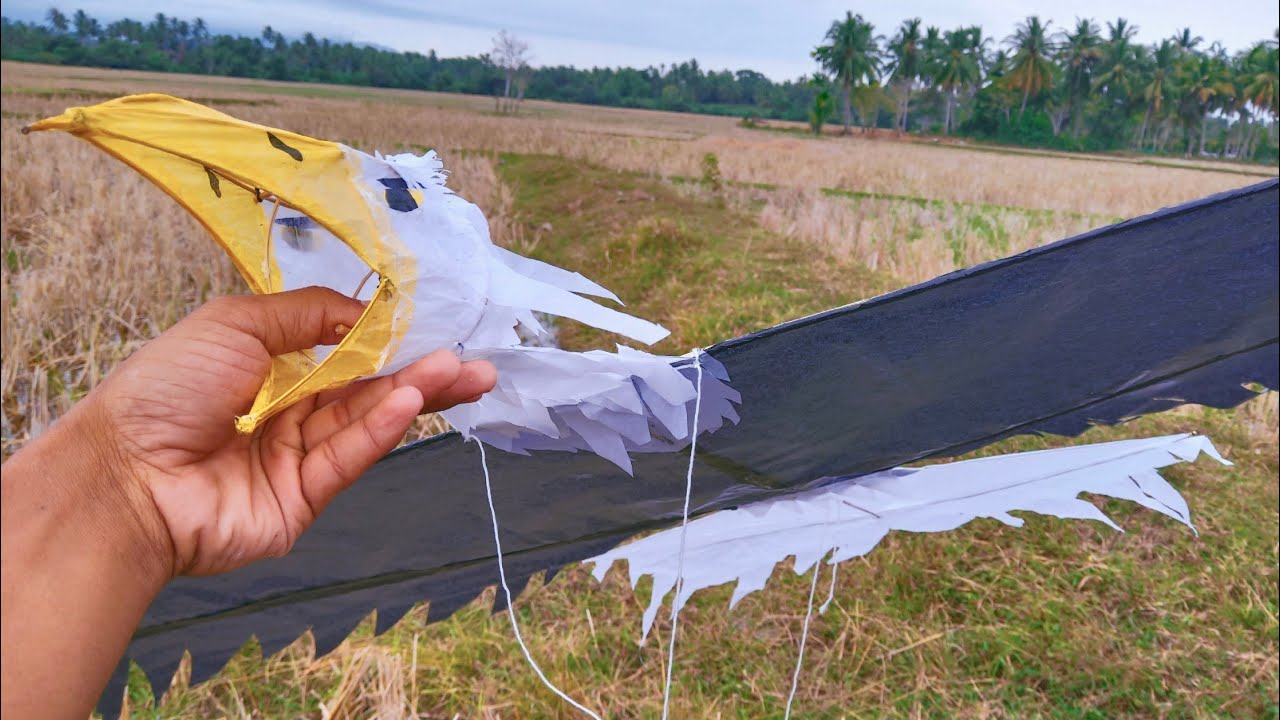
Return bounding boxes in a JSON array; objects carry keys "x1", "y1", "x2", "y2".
[{"x1": 335, "y1": 323, "x2": 350, "y2": 336}]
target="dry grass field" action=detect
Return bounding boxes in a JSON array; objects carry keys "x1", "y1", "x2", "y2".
[{"x1": 2, "y1": 60, "x2": 1277, "y2": 718}]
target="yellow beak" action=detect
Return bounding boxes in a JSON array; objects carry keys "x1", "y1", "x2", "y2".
[{"x1": 26, "y1": 94, "x2": 414, "y2": 432}]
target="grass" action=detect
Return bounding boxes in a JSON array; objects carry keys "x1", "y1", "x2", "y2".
[
  {"x1": 496, "y1": 153, "x2": 895, "y2": 353},
  {"x1": 5, "y1": 60, "x2": 1273, "y2": 218},
  {"x1": 737, "y1": 118, "x2": 1279, "y2": 179},
  {"x1": 0, "y1": 60, "x2": 1274, "y2": 718},
  {"x1": 0, "y1": 85, "x2": 279, "y2": 107}
]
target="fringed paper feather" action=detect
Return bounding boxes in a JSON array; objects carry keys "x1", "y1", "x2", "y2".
[{"x1": 587, "y1": 434, "x2": 1227, "y2": 638}]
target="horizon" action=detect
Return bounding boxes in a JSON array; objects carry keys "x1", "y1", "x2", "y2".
[{"x1": 3, "y1": 1, "x2": 1278, "y2": 83}]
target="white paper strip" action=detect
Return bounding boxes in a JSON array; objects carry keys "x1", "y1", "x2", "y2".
[
  {"x1": 442, "y1": 347, "x2": 740, "y2": 473},
  {"x1": 586, "y1": 434, "x2": 1227, "y2": 637}
]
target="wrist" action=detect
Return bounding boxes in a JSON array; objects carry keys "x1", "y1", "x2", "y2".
[
  {"x1": 4, "y1": 394, "x2": 175, "y2": 589},
  {"x1": 1, "y1": 396, "x2": 174, "y2": 719}
]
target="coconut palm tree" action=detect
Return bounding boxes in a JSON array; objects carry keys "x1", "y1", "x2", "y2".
[
  {"x1": 1229, "y1": 39, "x2": 1279, "y2": 159},
  {"x1": 967, "y1": 25, "x2": 995, "y2": 73},
  {"x1": 922, "y1": 25, "x2": 944, "y2": 62},
  {"x1": 1056, "y1": 18, "x2": 1103, "y2": 137},
  {"x1": 1177, "y1": 50, "x2": 1234, "y2": 156},
  {"x1": 1005, "y1": 16, "x2": 1055, "y2": 115},
  {"x1": 1094, "y1": 19, "x2": 1141, "y2": 103},
  {"x1": 934, "y1": 27, "x2": 984, "y2": 133},
  {"x1": 1171, "y1": 27, "x2": 1204, "y2": 54},
  {"x1": 45, "y1": 8, "x2": 69, "y2": 34},
  {"x1": 984, "y1": 49, "x2": 1021, "y2": 123},
  {"x1": 1240, "y1": 39, "x2": 1279, "y2": 121},
  {"x1": 812, "y1": 12, "x2": 883, "y2": 134},
  {"x1": 1137, "y1": 40, "x2": 1180, "y2": 149},
  {"x1": 886, "y1": 18, "x2": 925, "y2": 130}
]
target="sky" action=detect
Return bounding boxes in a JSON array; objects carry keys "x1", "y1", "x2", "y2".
[{"x1": 5, "y1": 1, "x2": 1278, "y2": 82}]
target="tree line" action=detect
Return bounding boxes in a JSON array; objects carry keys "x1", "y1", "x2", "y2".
[
  {"x1": 2, "y1": 9, "x2": 1277, "y2": 162},
  {"x1": 0, "y1": 10, "x2": 813, "y2": 118},
  {"x1": 811, "y1": 13, "x2": 1278, "y2": 161}
]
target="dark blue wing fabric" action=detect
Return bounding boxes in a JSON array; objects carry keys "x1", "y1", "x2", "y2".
[{"x1": 100, "y1": 178, "x2": 1279, "y2": 715}]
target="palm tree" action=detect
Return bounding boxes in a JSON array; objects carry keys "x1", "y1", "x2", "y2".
[
  {"x1": 1137, "y1": 40, "x2": 1179, "y2": 149},
  {"x1": 1005, "y1": 16, "x2": 1055, "y2": 115},
  {"x1": 812, "y1": 12, "x2": 883, "y2": 134},
  {"x1": 1240, "y1": 40, "x2": 1279, "y2": 121},
  {"x1": 923, "y1": 25, "x2": 944, "y2": 61},
  {"x1": 886, "y1": 18, "x2": 925, "y2": 131},
  {"x1": 1177, "y1": 51, "x2": 1234, "y2": 156},
  {"x1": 984, "y1": 49, "x2": 1021, "y2": 123},
  {"x1": 1171, "y1": 27, "x2": 1204, "y2": 54},
  {"x1": 1230, "y1": 40, "x2": 1278, "y2": 160},
  {"x1": 1219, "y1": 55, "x2": 1254, "y2": 159},
  {"x1": 45, "y1": 8, "x2": 69, "y2": 34},
  {"x1": 1056, "y1": 18, "x2": 1103, "y2": 136},
  {"x1": 967, "y1": 25, "x2": 995, "y2": 73},
  {"x1": 934, "y1": 27, "x2": 983, "y2": 133},
  {"x1": 1094, "y1": 18, "x2": 1141, "y2": 112},
  {"x1": 72, "y1": 9, "x2": 101, "y2": 40}
]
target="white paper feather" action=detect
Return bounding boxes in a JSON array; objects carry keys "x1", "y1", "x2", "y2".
[
  {"x1": 442, "y1": 347, "x2": 740, "y2": 473},
  {"x1": 585, "y1": 434, "x2": 1228, "y2": 638}
]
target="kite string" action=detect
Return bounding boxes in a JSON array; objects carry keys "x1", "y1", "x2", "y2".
[
  {"x1": 784, "y1": 553, "x2": 824, "y2": 720},
  {"x1": 786, "y1": 502, "x2": 839, "y2": 718},
  {"x1": 263, "y1": 196, "x2": 281, "y2": 293},
  {"x1": 661, "y1": 348, "x2": 705, "y2": 720},
  {"x1": 820, "y1": 559, "x2": 840, "y2": 615},
  {"x1": 478, "y1": 441, "x2": 603, "y2": 720}
]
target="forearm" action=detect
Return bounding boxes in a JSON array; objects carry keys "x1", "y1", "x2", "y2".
[{"x1": 1, "y1": 401, "x2": 171, "y2": 720}]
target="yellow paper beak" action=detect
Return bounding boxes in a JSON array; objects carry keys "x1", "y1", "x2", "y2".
[{"x1": 26, "y1": 94, "x2": 413, "y2": 432}]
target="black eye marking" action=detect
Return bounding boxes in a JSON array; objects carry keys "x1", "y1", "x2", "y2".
[
  {"x1": 205, "y1": 167, "x2": 221, "y2": 198},
  {"x1": 267, "y1": 132, "x2": 303, "y2": 161},
  {"x1": 377, "y1": 177, "x2": 418, "y2": 212},
  {"x1": 384, "y1": 189, "x2": 418, "y2": 212}
]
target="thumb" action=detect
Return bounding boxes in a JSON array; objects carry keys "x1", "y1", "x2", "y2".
[{"x1": 205, "y1": 286, "x2": 365, "y2": 356}]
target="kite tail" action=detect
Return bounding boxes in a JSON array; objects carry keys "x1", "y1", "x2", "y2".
[
  {"x1": 586, "y1": 433, "x2": 1226, "y2": 639},
  {"x1": 440, "y1": 346, "x2": 741, "y2": 473}
]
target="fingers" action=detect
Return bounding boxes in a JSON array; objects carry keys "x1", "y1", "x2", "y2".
[
  {"x1": 300, "y1": 350, "x2": 460, "y2": 449},
  {"x1": 424, "y1": 356, "x2": 497, "y2": 412},
  {"x1": 299, "y1": 385, "x2": 424, "y2": 516},
  {"x1": 300, "y1": 350, "x2": 496, "y2": 451},
  {"x1": 202, "y1": 287, "x2": 365, "y2": 356}
]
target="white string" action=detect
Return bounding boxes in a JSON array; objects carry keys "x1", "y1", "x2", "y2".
[
  {"x1": 661, "y1": 349, "x2": 705, "y2": 720},
  {"x1": 478, "y1": 441, "x2": 603, "y2": 720},
  {"x1": 819, "y1": 559, "x2": 840, "y2": 615},
  {"x1": 787, "y1": 501, "x2": 838, "y2": 717},
  {"x1": 784, "y1": 555, "x2": 824, "y2": 720}
]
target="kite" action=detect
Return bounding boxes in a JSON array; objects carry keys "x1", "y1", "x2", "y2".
[
  {"x1": 23, "y1": 94, "x2": 738, "y2": 472},
  {"x1": 22, "y1": 97, "x2": 1278, "y2": 718}
]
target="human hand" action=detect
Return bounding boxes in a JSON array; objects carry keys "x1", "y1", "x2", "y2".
[
  {"x1": 60, "y1": 286, "x2": 496, "y2": 580},
  {"x1": 1, "y1": 286, "x2": 495, "y2": 719}
]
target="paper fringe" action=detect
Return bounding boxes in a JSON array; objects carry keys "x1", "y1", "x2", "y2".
[
  {"x1": 442, "y1": 347, "x2": 741, "y2": 473},
  {"x1": 586, "y1": 434, "x2": 1227, "y2": 637}
]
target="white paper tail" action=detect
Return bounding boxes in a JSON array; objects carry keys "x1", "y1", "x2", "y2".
[{"x1": 585, "y1": 433, "x2": 1227, "y2": 638}]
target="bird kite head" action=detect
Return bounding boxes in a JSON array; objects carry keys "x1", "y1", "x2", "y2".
[
  {"x1": 26, "y1": 94, "x2": 674, "y2": 437},
  {"x1": 25, "y1": 93, "x2": 425, "y2": 431}
]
